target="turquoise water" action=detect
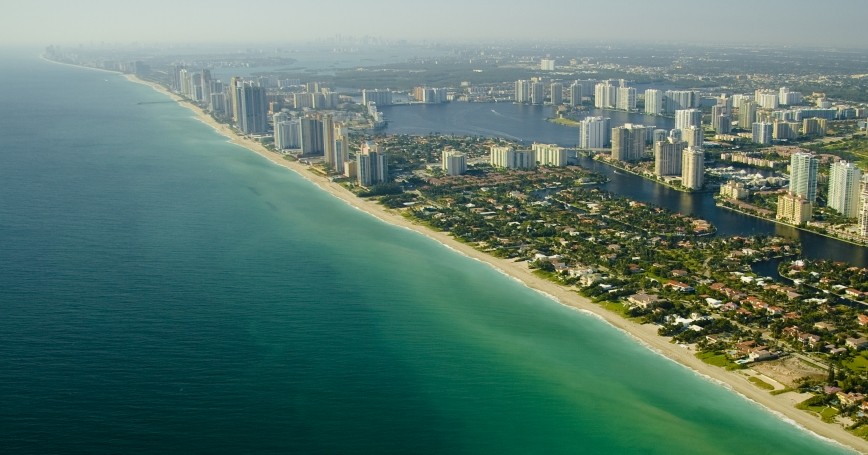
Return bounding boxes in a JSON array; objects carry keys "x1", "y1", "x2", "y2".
[{"x1": 0, "y1": 52, "x2": 855, "y2": 454}]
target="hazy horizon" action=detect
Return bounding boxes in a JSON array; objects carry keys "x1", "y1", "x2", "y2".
[{"x1": 5, "y1": 0, "x2": 868, "y2": 50}]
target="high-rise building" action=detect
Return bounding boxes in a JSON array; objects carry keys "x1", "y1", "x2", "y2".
[
  {"x1": 681, "y1": 147, "x2": 704, "y2": 190},
  {"x1": 570, "y1": 82, "x2": 583, "y2": 106},
  {"x1": 684, "y1": 126, "x2": 703, "y2": 148},
  {"x1": 611, "y1": 124, "x2": 647, "y2": 163},
  {"x1": 238, "y1": 83, "x2": 267, "y2": 135},
  {"x1": 713, "y1": 113, "x2": 732, "y2": 134},
  {"x1": 532, "y1": 143, "x2": 568, "y2": 167},
  {"x1": 828, "y1": 161, "x2": 863, "y2": 217},
  {"x1": 772, "y1": 121, "x2": 799, "y2": 141},
  {"x1": 362, "y1": 89, "x2": 393, "y2": 106},
  {"x1": 490, "y1": 146, "x2": 534, "y2": 169},
  {"x1": 209, "y1": 80, "x2": 225, "y2": 114},
  {"x1": 530, "y1": 82, "x2": 544, "y2": 105},
  {"x1": 751, "y1": 122, "x2": 773, "y2": 145},
  {"x1": 442, "y1": 150, "x2": 467, "y2": 176},
  {"x1": 300, "y1": 117, "x2": 324, "y2": 156},
  {"x1": 322, "y1": 114, "x2": 337, "y2": 170},
  {"x1": 333, "y1": 126, "x2": 348, "y2": 175},
  {"x1": 739, "y1": 101, "x2": 757, "y2": 128},
  {"x1": 644, "y1": 89, "x2": 663, "y2": 115},
  {"x1": 789, "y1": 152, "x2": 819, "y2": 202},
  {"x1": 515, "y1": 80, "x2": 530, "y2": 103},
  {"x1": 540, "y1": 58, "x2": 555, "y2": 71},
  {"x1": 755, "y1": 90, "x2": 779, "y2": 109},
  {"x1": 594, "y1": 81, "x2": 617, "y2": 109},
  {"x1": 779, "y1": 87, "x2": 803, "y2": 106},
  {"x1": 654, "y1": 140, "x2": 686, "y2": 176},
  {"x1": 550, "y1": 83, "x2": 563, "y2": 105},
  {"x1": 675, "y1": 109, "x2": 702, "y2": 131},
  {"x1": 273, "y1": 112, "x2": 300, "y2": 150},
  {"x1": 200, "y1": 69, "x2": 212, "y2": 107},
  {"x1": 860, "y1": 175, "x2": 868, "y2": 238},
  {"x1": 616, "y1": 86, "x2": 636, "y2": 111},
  {"x1": 578, "y1": 116, "x2": 611, "y2": 149},
  {"x1": 777, "y1": 193, "x2": 812, "y2": 225},
  {"x1": 357, "y1": 142, "x2": 388, "y2": 186},
  {"x1": 664, "y1": 90, "x2": 699, "y2": 114},
  {"x1": 802, "y1": 118, "x2": 827, "y2": 136}
]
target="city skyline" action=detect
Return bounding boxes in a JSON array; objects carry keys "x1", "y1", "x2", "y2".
[{"x1": 5, "y1": 0, "x2": 868, "y2": 48}]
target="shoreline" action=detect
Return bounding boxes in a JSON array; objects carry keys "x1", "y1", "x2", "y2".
[
  {"x1": 123, "y1": 73, "x2": 867, "y2": 454},
  {"x1": 715, "y1": 200, "x2": 868, "y2": 248}
]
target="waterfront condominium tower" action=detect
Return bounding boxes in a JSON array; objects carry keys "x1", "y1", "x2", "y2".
[
  {"x1": 611, "y1": 124, "x2": 647, "y2": 163},
  {"x1": 644, "y1": 89, "x2": 663, "y2": 115},
  {"x1": 530, "y1": 81, "x2": 544, "y2": 105},
  {"x1": 654, "y1": 140, "x2": 686, "y2": 176},
  {"x1": 570, "y1": 82, "x2": 583, "y2": 106},
  {"x1": 860, "y1": 175, "x2": 868, "y2": 238},
  {"x1": 300, "y1": 116, "x2": 324, "y2": 156},
  {"x1": 322, "y1": 114, "x2": 336, "y2": 169},
  {"x1": 357, "y1": 142, "x2": 388, "y2": 186},
  {"x1": 490, "y1": 146, "x2": 535, "y2": 170},
  {"x1": 238, "y1": 83, "x2": 267, "y2": 135},
  {"x1": 789, "y1": 152, "x2": 819, "y2": 203},
  {"x1": 578, "y1": 116, "x2": 611, "y2": 149},
  {"x1": 681, "y1": 147, "x2": 705, "y2": 190},
  {"x1": 515, "y1": 80, "x2": 530, "y2": 103},
  {"x1": 828, "y1": 160, "x2": 863, "y2": 217},
  {"x1": 550, "y1": 83, "x2": 563, "y2": 105}
]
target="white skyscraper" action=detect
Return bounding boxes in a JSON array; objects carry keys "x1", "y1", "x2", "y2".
[
  {"x1": 675, "y1": 109, "x2": 702, "y2": 131},
  {"x1": 681, "y1": 147, "x2": 705, "y2": 190},
  {"x1": 828, "y1": 161, "x2": 863, "y2": 217},
  {"x1": 578, "y1": 116, "x2": 611, "y2": 149},
  {"x1": 594, "y1": 81, "x2": 617, "y2": 109},
  {"x1": 789, "y1": 152, "x2": 819, "y2": 203},
  {"x1": 273, "y1": 112, "x2": 301, "y2": 150},
  {"x1": 752, "y1": 122, "x2": 773, "y2": 144},
  {"x1": 684, "y1": 126, "x2": 703, "y2": 149},
  {"x1": 530, "y1": 81, "x2": 544, "y2": 105},
  {"x1": 860, "y1": 175, "x2": 868, "y2": 238},
  {"x1": 442, "y1": 150, "x2": 467, "y2": 176},
  {"x1": 532, "y1": 143, "x2": 568, "y2": 167},
  {"x1": 490, "y1": 146, "x2": 534, "y2": 169},
  {"x1": 515, "y1": 80, "x2": 530, "y2": 103},
  {"x1": 644, "y1": 89, "x2": 663, "y2": 115},
  {"x1": 617, "y1": 86, "x2": 636, "y2": 111},
  {"x1": 357, "y1": 142, "x2": 388, "y2": 186},
  {"x1": 654, "y1": 140, "x2": 685, "y2": 176}
]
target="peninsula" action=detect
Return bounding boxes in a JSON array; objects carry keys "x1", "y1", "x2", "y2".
[{"x1": 118, "y1": 69, "x2": 868, "y2": 454}]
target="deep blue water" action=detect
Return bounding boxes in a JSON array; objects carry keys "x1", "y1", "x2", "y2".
[{"x1": 0, "y1": 51, "x2": 856, "y2": 454}]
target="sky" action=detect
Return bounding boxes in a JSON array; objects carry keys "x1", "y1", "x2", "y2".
[{"x1": 4, "y1": 0, "x2": 868, "y2": 48}]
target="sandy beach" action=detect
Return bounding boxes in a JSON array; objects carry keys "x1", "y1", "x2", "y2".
[{"x1": 124, "y1": 74, "x2": 868, "y2": 454}]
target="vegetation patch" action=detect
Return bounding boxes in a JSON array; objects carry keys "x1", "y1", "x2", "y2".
[
  {"x1": 748, "y1": 376, "x2": 775, "y2": 390},
  {"x1": 697, "y1": 351, "x2": 743, "y2": 370}
]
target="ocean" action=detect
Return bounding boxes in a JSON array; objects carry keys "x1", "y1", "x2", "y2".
[{"x1": 0, "y1": 51, "x2": 854, "y2": 454}]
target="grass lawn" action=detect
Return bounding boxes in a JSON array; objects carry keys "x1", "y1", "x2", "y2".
[
  {"x1": 749, "y1": 376, "x2": 775, "y2": 390},
  {"x1": 696, "y1": 351, "x2": 743, "y2": 370},
  {"x1": 844, "y1": 353, "x2": 868, "y2": 373},
  {"x1": 797, "y1": 399, "x2": 840, "y2": 423},
  {"x1": 598, "y1": 300, "x2": 631, "y2": 318}
]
